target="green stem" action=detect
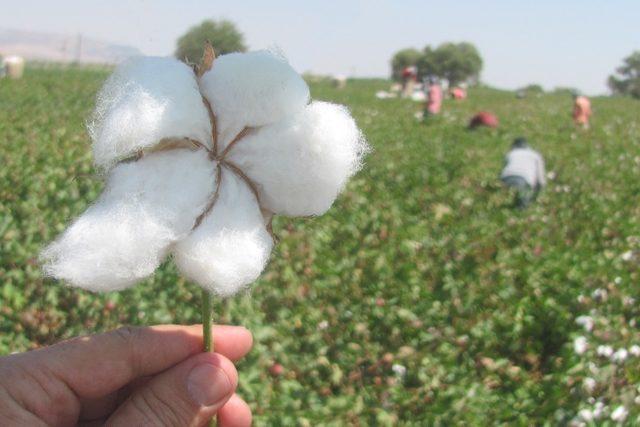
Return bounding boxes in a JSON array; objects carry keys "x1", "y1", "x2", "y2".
[
  {"x1": 201, "y1": 290, "x2": 216, "y2": 427},
  {"x1": 201, "y1": 289, "x2": 214, "y2": 353}
]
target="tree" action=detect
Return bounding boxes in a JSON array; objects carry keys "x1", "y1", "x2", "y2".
[
  {"x1": 416, "y1": 46, "x2": 440, "y2": 80},
  {"x1": 552, "y1": 86, "x2": 578, "y2": 95},
  {"x1": 175, "y1": 20, "x2": 247, "y2": 64},
  {"x1": 426, "y1": 42, "x2": 482, "y2": 86},
  {"x1": 390, "y1": 48, "x2": 422, "y2": 81},
  {"x1": 520, "y1": 84, "x2": 544, "y2": 94},
  {"x1": 393, "y1": 42, "x2": 483, "y2": 86},
  {"x1": 608, "y1": 51, "x2": 640, "y2": 99}
]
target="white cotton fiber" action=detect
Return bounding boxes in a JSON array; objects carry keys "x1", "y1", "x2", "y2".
[
  {"x1": 41, "y1": 150, "x2": 215, "y2": 291},
  {"x1": 199, "y1": 51, "x2": 310, "y2": 149},
  {"x1": 90, "y1": 57, "x2": 212, "y2": 170},
  {"x1": 227, "y1": 101, "x2": 368, "y2": 217},
  {"x1": 173, "y1": 168, "x2": 273, "y2": 297},
  {"x1": 44, "y1": 49, "x2": 367, "y2": 297}
]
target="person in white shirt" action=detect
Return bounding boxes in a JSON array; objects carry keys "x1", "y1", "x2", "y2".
[{"x1": 500, "y1": 138, "x2": 546, "y2": 209}]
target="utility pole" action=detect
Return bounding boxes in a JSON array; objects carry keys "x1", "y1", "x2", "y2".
[{"x1": 75, "y1": 33, "x2": 82, "y2": 64}]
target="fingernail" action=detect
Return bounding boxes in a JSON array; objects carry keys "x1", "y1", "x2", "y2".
[{"x1": 187, "y1": 363, "x2": 232, "y2": 406}]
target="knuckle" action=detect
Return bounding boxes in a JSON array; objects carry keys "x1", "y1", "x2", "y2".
[
  {"x1": 113, "y1": 325, "x2": 140, "y2": 345},
  {"x1": 112, "y1": 326, "x2": 143, "y2": 374}
]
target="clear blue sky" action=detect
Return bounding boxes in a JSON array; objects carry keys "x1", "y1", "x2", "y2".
[{"x1": 2, "y1": 0, "x2": 639, "y2": 94}]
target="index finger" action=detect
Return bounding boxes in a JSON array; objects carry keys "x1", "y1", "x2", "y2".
[{"x1": 15, "y1": 324, "x2": 252, "y2": 399}]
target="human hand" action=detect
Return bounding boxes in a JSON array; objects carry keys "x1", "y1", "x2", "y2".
[{"x1": 0, "y1": 324, "x2": 253, "y2": 426}]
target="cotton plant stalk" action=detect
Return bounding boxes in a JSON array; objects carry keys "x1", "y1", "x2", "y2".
[{"x1": 41, "y1": 43, "x2": 368, "y2": 359}]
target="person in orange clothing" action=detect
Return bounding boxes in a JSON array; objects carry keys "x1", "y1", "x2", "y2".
[{"x1": 573, "y1": 93, "x2": 592, "y2": 129}]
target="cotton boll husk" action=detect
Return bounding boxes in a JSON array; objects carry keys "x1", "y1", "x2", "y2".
[
  {"x1": 199, "y1": 50, "x2": 310, "y2": 150},
  {"x1": 227, "y1": 101, "x2": 368, "y2": 216},
  {"x1": 41, "y1": 150, "x2": 215, "y2": 291},
  {"x1": 173, "y1": 168, "x2": 273, "y2": 297},
  {"x1": 90, "y1": 57, "x2": 212, "y2": 170}
]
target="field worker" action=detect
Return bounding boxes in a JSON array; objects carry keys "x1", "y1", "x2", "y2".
[
  {"x1": 332, "y1": 74, "x2": 347, "y2": 89},
  {"x1": 451, "y1": 86, "x2": 466, "y2": 100},
  {"x1": 501, "y1": 137, "x2": 546, "y2": 209},
  {"x1": 468, "y1": 111, "x2": 498, "y2": 129},
  {"x1": 401, "y1": 66, "x2": 417, "y2": 98},
  {"x1": 424, "y1": 78, "x2": 443, "y2": 117},
  {"x1": 573, "y1": 92, "x2": 592, "y2": 129}
]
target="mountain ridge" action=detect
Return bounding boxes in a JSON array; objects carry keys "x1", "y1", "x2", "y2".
[{"x1": 0, "y1": 28, "x2": 141, "y2": 63}]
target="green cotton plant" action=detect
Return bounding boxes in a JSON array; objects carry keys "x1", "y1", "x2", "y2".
[
  {"x1": 3, "y1": 64, "x2": 640, "y2": 424},
  {"x1": 39, "y1": 45, "x2": 367, "y2": 365}
]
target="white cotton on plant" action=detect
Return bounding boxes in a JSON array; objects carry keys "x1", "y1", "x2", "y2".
[
  {"x1": 90, "y1": 57, "x2": 212, "y2": 170},
  {"x1": 582, "y1": 377, "x2": 596, "y2": 394},
  {"x1": 578, "y1": 409, "x2": 594, "y2": 422},
  {"x1": 610, "y1": 405, "x2": 628, "y2": 422},
  {"x1": 576, "y1": 315, "x2": 594, "y2": 332},
  {"x1": 596, "y1": 345, "x2": 614, "y2": 358},
  {"x1": 592, "y1": 402, "x2": 606, "y2": 419},
  {"x1": 42, "y1": 47, "x2": 368, "y2": 297},
  {"x1": 612, "y1": 348, "x2": 628, "y2": 363},
  {"x1": 573, "y1": 336, "x2": 588, "y2": 355},
  {"x1": 391, "y1": 364, "x2": 407, "y2": 378}
]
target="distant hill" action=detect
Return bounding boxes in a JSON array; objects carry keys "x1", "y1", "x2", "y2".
[{"x1": 0, "y1": 28, "x2": 141, "y2": 64}]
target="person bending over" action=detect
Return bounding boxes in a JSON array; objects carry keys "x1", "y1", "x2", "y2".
[
  {"x1": 468, "y1": 111, "x2": 498, "y2": 129},
  {"x1": 501, "y1": 138, "x2": 546, "y2": 209}
]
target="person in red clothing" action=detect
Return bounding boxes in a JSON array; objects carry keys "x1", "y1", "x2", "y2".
[
  {"x1": 573, "y1": 93, "x2": 592, "y2": 129},
  {"x1": 468, "y1": 111, "x2": 498, "y2": 129},
  {"x1": 451, "y1": 86, "x2": 467, "y2": 100},
  {"x1": 401, "y1": 66, "x2": 417, "y2": 98}
]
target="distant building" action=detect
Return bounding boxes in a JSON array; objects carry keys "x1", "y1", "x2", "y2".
[{"x1": 5, "y1": 55, "x2": 25, "y2": 79}]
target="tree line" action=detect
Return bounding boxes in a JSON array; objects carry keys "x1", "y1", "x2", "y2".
[
  {"x1": 609, "y1": 51, "x2": 640, "y2": 99},
  {"x1": 391, "y1": 42, "x2": 483, "y2": 87},
  {"x1": 172, "y1": 19, "x2": 639, "y2": 100}
]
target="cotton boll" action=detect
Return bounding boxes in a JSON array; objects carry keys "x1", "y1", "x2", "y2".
[
  {"x1": 90, "y1": 57, "x2": 212, "y2": 170},
  {"x1": 576, "y1": 315, "x2": 594, "y2": 332},
  {"x1": 582, "y1": 377, "x2": 596, "y2": 394},
  {"x1": 199, "y1": 50, "x2": 310, "y2": 149},
  {"x1": 611, "y1": 405, "x2": 628, "y2": 422},
  {"x1": 228, "y1": 101, "x2": 368, "y2": 216},
  {"x1": 612, "y1": 348, "x2": 628, "y2": 363},
  {"x1": 41, "y1": 150, "x2": 215, "y2": 291},
  {"x1": 42, "y1": 203, "x2": 172, "y2": 291},
  {"x1": 597, "y1": 345, "x2": 613, "y2": 358},
  {"x1": 173, "y1": 168, "x2": 273, "y2": 297},
  {"x1": 573, "y1": 336, "x2": 588, "y2": 355},
  {"x1": 578, "y1": 409, "x2": 593, "y2": 422}
]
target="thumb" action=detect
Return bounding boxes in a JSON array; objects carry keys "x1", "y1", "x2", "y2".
[{"x1": 106, "y1": 352, "x2": 237, "y2": 427}]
